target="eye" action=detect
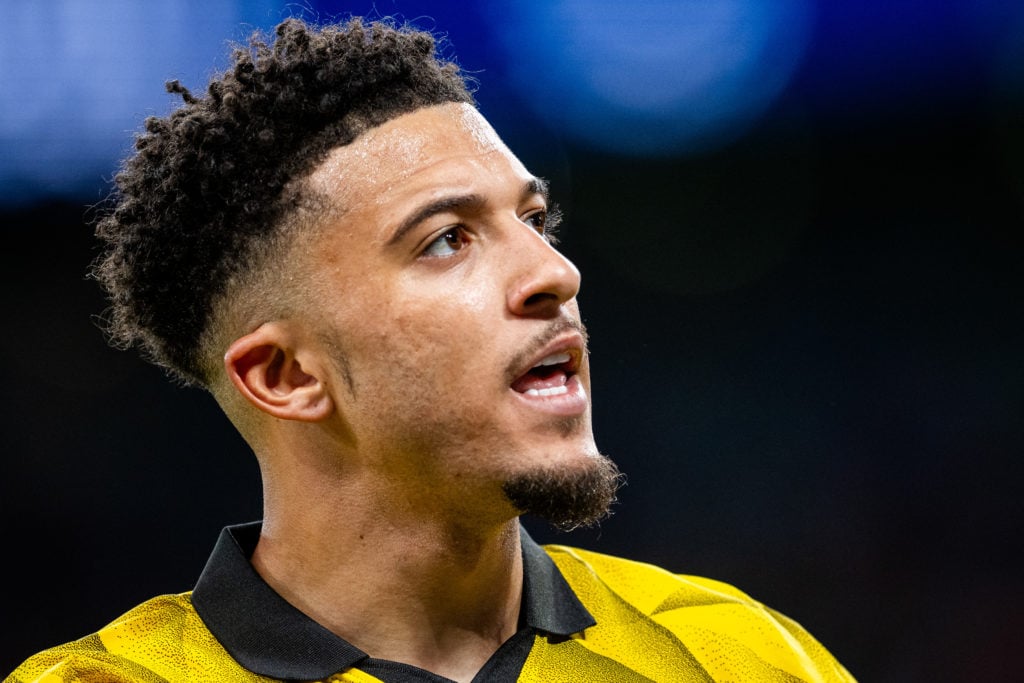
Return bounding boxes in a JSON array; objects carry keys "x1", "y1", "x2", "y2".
[
  {"x1": 524, "y1": 204, "x2": 563, "y2": 245},
  {"x1": 421, "y1": 227, "x2": 470, "y2": 258}
]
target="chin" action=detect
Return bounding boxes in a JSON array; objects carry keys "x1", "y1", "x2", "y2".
[{"x1": 502, "y1": 450, "x2": 624, "y2": 532}]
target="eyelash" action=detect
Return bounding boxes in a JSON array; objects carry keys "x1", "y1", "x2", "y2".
[
  {"x1": 421, "y1": 227, "x2": 470, "y2": 258},
  {"x1": 419, "y1": 203, "x2": 563, "y2": 258},
  {"x1": 527, "y1": 204, "x2": 562, "y2": 245}
]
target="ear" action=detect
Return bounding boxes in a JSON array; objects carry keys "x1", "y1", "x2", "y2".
[{"x1": 224, "y1": 322, "x2": 334, "y2": 422}]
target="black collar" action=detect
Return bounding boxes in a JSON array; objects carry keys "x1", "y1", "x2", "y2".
[{"x1": 192, "y1": 521, "x2": 595, "y2": 681}]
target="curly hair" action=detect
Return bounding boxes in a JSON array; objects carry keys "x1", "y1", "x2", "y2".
[{"x1": 93, "y1": 17, "x2": 475, "y2": 387}]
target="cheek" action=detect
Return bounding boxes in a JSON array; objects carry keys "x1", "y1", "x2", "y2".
[
  {"x1": 390, "y1": 305, "x2": 487, "y2": 379},
  {"x1": 387, "y1": 296, "x2": 504, "y2": 401},
  {"x1": 332, "y1": 264, "x2": 506, "y2": 394}
]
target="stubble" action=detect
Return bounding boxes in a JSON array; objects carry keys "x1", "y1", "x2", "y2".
[{"x1": 502, "y1": 452, "x2": 624, "y2": 532}]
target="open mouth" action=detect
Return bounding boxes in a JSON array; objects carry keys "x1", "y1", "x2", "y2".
[{"x1": 511, "y1": 351, "x2": 578, "y2": 397}]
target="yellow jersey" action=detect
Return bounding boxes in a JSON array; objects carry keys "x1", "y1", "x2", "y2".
[{"x1": 6, "y1": 523, "x2": 855, "y2": 682}]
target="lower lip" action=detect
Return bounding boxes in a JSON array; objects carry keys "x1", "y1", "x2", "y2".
[{"x1": 511, "y1": 374, "x2": 589, "y2": 416}]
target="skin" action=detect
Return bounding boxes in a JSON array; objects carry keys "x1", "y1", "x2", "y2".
[{"x1": 221, "y1": 102, "x2": 605, "y2": 682}]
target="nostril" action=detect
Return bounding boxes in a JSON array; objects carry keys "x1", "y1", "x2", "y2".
[{"x1": 522, "y1": 291, "x2": 559, "y2": 309}]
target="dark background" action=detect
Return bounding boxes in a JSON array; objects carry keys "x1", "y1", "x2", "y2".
[{"x1": 3, "y1": 2, "x2": 1022, "y2": 681}]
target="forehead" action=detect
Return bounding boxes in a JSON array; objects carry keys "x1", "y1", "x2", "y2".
[{"x1": 306, "y1": 103, "x2": 523, "y2": 208}]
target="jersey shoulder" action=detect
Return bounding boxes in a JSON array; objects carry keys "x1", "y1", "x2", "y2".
[
  {"x1": 540, "y1": 544, "x2": 857, "y2": 683},
  {"x1": 543, "y1": 543, "x2": 759, "y2": 613},
  {"x1": 5, "y1": 593, "x2": 270, "y2": 683}
]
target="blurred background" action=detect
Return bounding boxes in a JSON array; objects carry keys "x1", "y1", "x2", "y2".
[{"x1": 3, "y1": 1, "x2": 1022, "y2": 680}]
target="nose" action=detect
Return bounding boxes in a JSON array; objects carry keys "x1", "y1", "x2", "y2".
[{"x1": 506, "y1": 225, "x2": 582, "y2": 317}]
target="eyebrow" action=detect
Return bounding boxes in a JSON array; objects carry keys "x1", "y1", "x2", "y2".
[{"x1": 387, "y1": 177, "x2": 550, "y2": 246}]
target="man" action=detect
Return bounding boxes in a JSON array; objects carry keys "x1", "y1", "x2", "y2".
[{"x1": 7, "y1": 17, "x2": 854, "y2": 683}]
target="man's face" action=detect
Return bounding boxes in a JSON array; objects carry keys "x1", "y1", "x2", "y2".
[{"x1": 300, "y1": 103, "x2": 617, "y2": 527}]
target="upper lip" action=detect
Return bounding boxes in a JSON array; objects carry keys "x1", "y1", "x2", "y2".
[{"x1": 507, "y1": 329, "x2": 585, "y2": 387}]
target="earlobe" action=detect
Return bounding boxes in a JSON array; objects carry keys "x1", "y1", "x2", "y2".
[{"x1": 224, "y1": 323, "x2": 334, "y2": 422}]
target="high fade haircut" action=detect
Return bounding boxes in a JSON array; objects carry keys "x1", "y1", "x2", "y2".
[{"x1": 93, "y1": 17, "x2": 475, "y2": 387}]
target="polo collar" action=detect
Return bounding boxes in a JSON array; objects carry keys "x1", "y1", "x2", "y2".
[{"x1": 192, "y1": 521, "x2": 595, "y2": 681}]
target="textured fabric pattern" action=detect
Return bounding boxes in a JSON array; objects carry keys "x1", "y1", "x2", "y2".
[
  {"x1": 523, "y1": 545, "x2": 856, "y2": 682},
  {"x1": 6, "y1": 546, "x2": 855, "y2": 682},
  {"x1": 6, "y1": 594, "x2": 276, "y2": 683}
]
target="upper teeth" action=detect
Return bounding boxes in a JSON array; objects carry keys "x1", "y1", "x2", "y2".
[{"x1": 535, "y1": 352, "x2": 571, "y2": 369}]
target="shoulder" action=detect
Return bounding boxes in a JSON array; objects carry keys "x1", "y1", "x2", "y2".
[
  {"x1": 6, "y1": 593, "x2": 266, "y2": 683},
  {"x1": 543, "y1": 543, "x2": 757, "y2": 611},
  {"x1": 541, "y1": 544, "x2": 857, "y2": 682}
]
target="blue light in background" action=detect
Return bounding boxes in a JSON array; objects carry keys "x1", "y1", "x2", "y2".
[
  {"x1": 2, "y1": 0, "x2": 1022, "y2": 207},
  {"x1": 480, "y1": 0, "x2": 813, "y2": 157},
  {"x1": 792, "y1": 2, "x2": 1024, "y2": 117},
  {"x1": 0, "y1": 0, "x2": 284, "y2": 207}
]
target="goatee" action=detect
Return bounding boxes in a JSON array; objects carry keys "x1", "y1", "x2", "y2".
[{"x1": 503, "y1": 453, "x2": 624, "y2": 532}]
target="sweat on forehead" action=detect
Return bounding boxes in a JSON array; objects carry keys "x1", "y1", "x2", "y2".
[{"x1": 305, "y1": 103, "x2": 509, "y2": 204}]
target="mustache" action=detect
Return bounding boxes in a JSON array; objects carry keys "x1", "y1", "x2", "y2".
[{"x1": 505, "y1": 317, "x2": 589, "y2": 384}]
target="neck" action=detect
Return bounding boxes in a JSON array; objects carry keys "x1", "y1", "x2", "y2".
[{"x1": 252, "y1": 459, "x2": 525, "y2": 683}]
